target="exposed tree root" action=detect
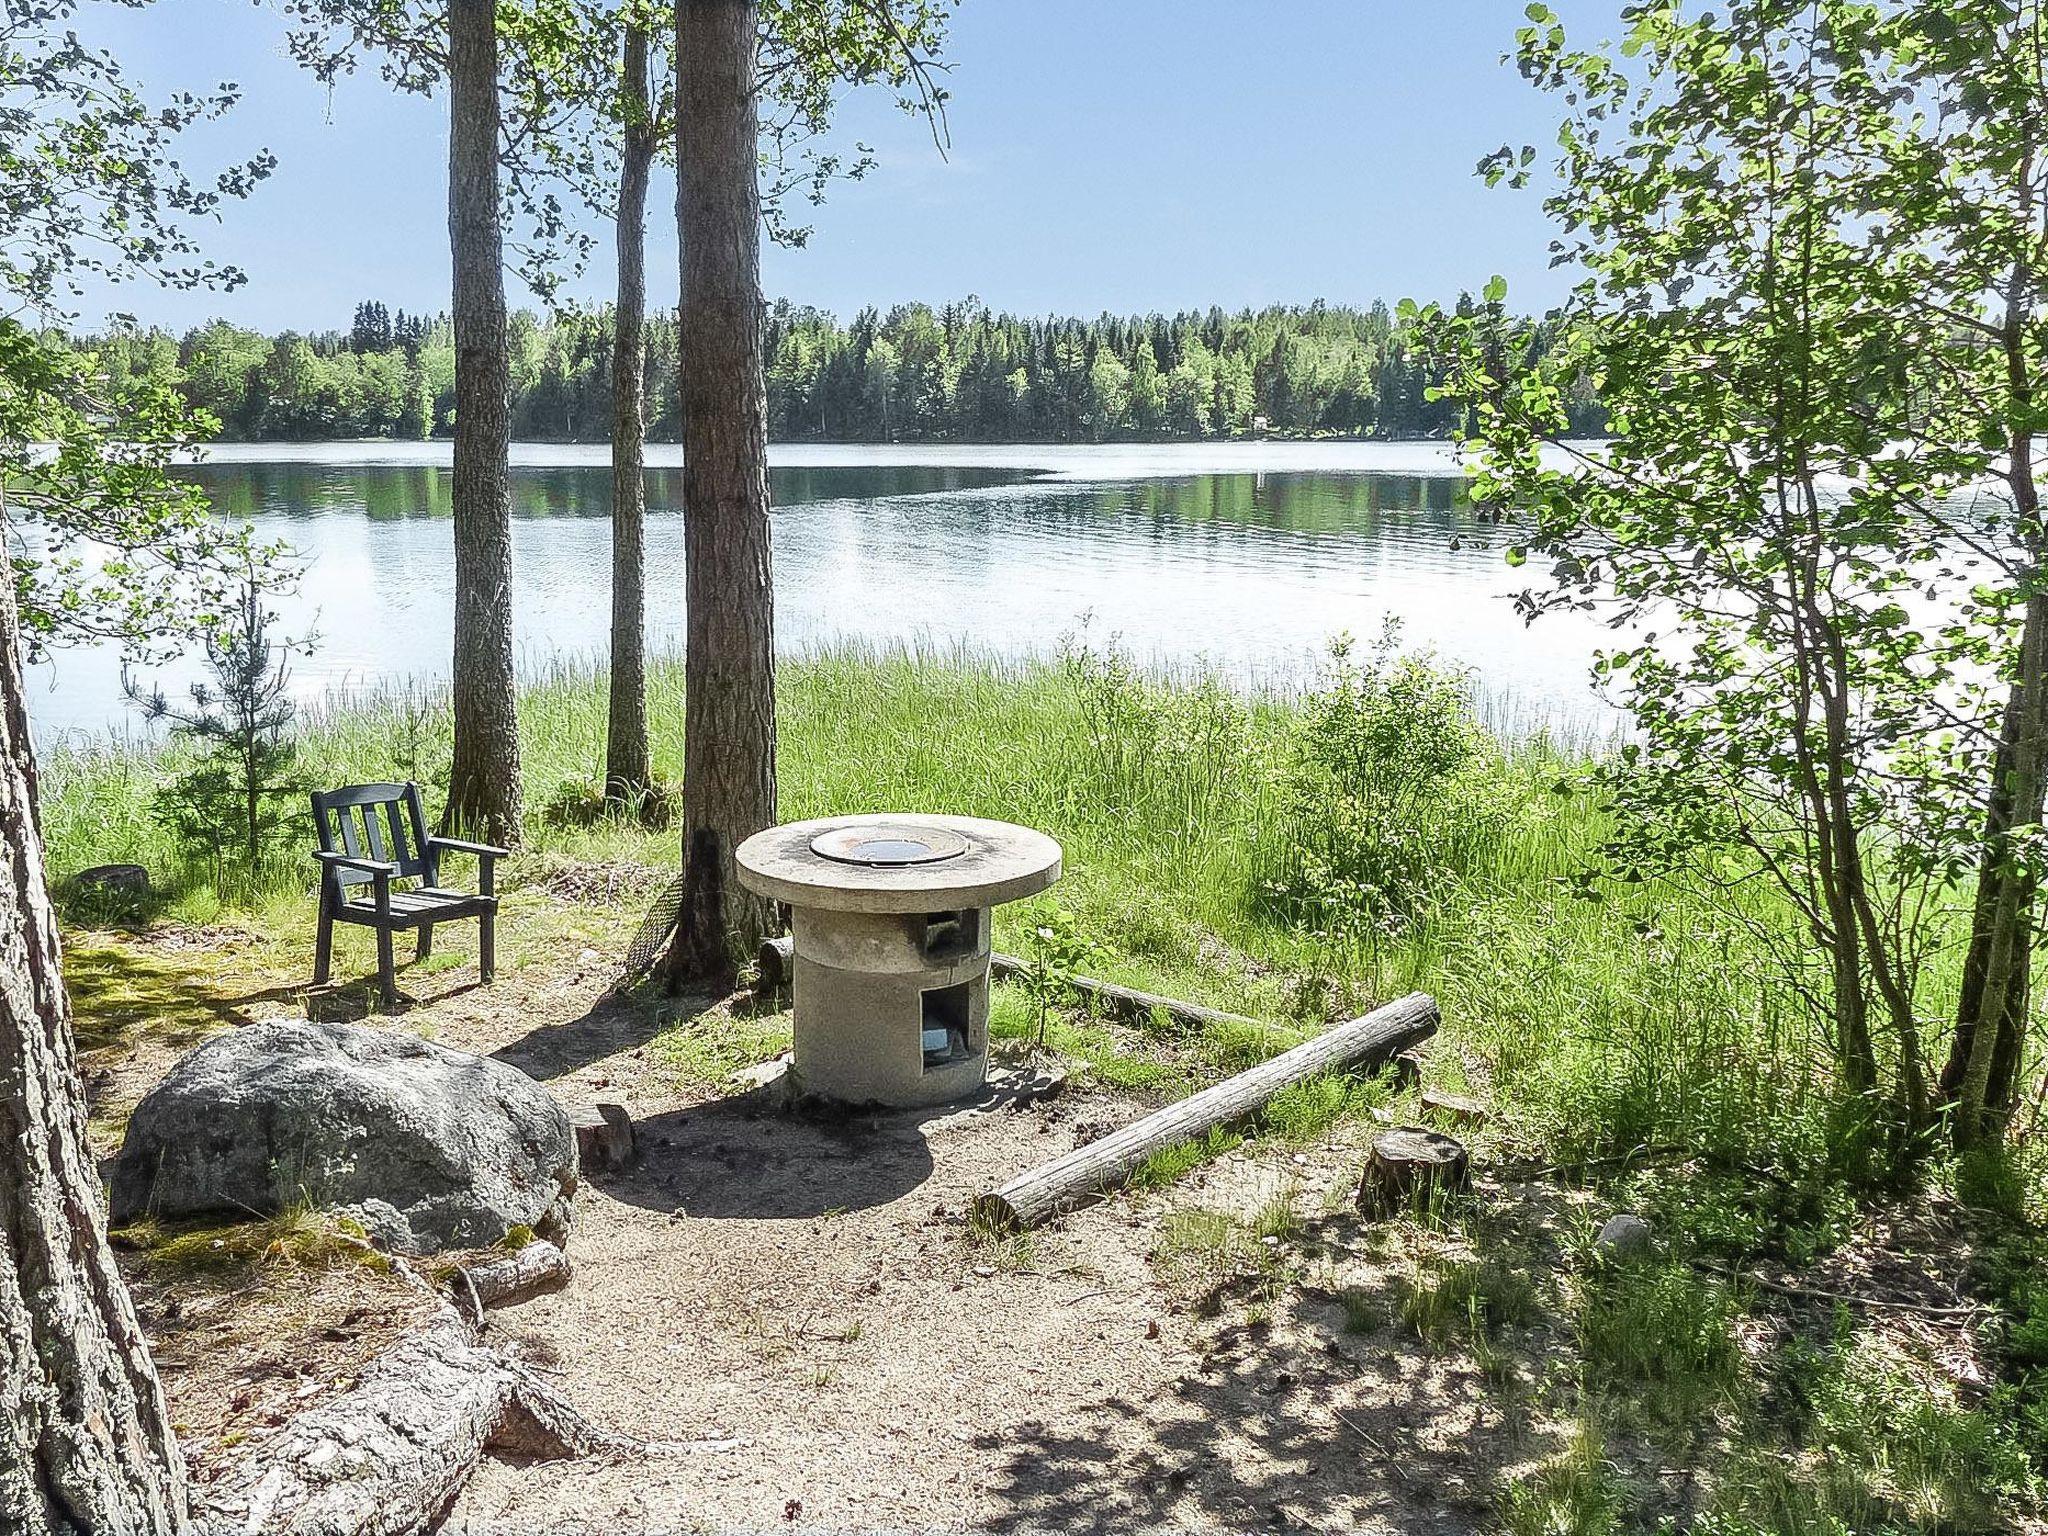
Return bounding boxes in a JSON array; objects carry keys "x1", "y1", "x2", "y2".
[{"x1": 201, "y1": 1251, "x2": 626, "y2": 1536}]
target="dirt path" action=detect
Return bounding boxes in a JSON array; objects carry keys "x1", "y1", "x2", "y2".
[
  {"x1": 443, "y1": 1086, "x2": 1526, "y2": 1535},
  {"x1": 75, "y1": 899, "x2": 1550, "y2": 1533}
]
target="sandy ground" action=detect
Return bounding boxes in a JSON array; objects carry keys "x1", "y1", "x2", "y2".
[
  {"x1": 77, "y1": 888, "x2": 1554, "y2": 1534},
  {"x1": 75, "y1": 874, "x2": 2011, "y2": 1535}
]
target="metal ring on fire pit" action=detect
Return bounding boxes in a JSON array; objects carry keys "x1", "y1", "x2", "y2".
[{"x1": 808, "y1": 822, "x2": 971, "y2": 868}]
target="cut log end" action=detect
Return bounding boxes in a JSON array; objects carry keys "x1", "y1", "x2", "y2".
[
  {"x1": 968, "y1": 1192, "x2": 1023, "y2": 1237},
  {"x1": 571, "y1": 1101, "x2": 637, "y2": 1173},
  {"x1": 1419, "y1": 1088, "x2": 1489, "y2": 1127},
  {"x1": 1357, "y1": 1126, "x2": 1471, "y2": 1215},
  {"x1": 756, "y1": 933, "x2": 793, "y2": 994},
  {"x1": 455, "y1": 1238, "x2": 572, "y2": 1311}
]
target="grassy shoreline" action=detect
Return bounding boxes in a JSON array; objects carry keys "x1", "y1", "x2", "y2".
[
  {"x1": 39, "y1": 639, "x2": 1905, "y2": 1174},
  {"x1": 47, "y1": 639, "x2": 2048, "y2": 1531}
]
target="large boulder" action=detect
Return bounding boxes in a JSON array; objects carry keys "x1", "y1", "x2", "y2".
[{"x1": 110, "y1": 1021, "x2": 577, "y2": 1255}]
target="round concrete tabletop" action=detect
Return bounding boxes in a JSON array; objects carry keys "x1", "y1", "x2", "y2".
[{"x1": 736, "y1": 813, "x2": 1063, "y2": 913}]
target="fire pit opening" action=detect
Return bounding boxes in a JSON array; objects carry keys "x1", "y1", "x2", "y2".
[
  {"x1": 810, "y1": 823, "x2": 969, "y2": 868},
  {"x1": 736, "y1": 814, "x2": 1064, "y2": 1107},
  {"x1": 921, "y1": 981, "x2": 972, "y2": 1067},
  {"x1": 922, "y1": 909, "x2": 975, "y2": 961}
]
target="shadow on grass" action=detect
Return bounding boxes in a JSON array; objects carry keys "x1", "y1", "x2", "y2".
[
  {"x1": 65, "y1": 938, "x2": 263, "y2": 1053},
  {"x1": 974, "y1": 1215, "x2": 1550, "y2": 1534}
]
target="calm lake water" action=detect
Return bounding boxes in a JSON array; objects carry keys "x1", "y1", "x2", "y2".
[{"x1": 29, "y1": 442, "x2": 1616, "y2": 746}]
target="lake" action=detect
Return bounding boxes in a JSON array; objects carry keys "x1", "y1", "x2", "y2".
[{"x1": 27, "y1": 442, "x2": 1616, "y2": 746}]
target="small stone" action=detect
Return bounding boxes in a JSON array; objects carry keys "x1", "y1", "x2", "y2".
[
  {"x1": 1419, "y1": 1089, "x2": 1489, "y2": 1127},
  {"x1": 1145, "y1": 1319, "x2": 1161, "y2": 1340},
  {"x1": 973, "y1": 1264, "x2": 996, "y2": 1278},
  {"x1": 1594, "y1": 1213, "x2": 1655, "y2": 1258}
]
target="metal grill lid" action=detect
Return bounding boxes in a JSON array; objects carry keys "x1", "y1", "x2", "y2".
[{"x1": 808, "y1": 822, "x2": 970, "y2": 867}]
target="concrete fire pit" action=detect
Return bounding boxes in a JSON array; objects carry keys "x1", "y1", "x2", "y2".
[{"x1": 736, "y1": 814, "x2": 1063, "y2": 1107}]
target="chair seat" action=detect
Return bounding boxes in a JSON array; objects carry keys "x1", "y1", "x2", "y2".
[{"x1": 337, "y1": 885, "x2": 497, "y2": 927}]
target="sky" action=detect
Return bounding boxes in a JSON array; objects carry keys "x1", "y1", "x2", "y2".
[{"x1": 76, "y1": 0, "x2": 1624, "y2": 334}]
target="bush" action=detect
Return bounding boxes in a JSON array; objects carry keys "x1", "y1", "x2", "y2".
[{"x1": 1259, "y1": 629, "x2": 1501, "y2": 942}]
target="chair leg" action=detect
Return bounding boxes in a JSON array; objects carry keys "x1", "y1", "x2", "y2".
[
  {"x1": 376, "y1": 927, "x2": 398, "y2": 1009},
  {"x1": 479, "y1": 914, "x2": 496, "y2": 984},
  {"x1": 312, "y1": 903, "x2": 333, "y2": 987},
  {"x1": 417, "y1": 924, "x2": 434, "y2": 963}
]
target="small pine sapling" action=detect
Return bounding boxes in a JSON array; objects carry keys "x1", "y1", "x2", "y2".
[{"x1": 124, "y1": 566, "x2": 309, "y2": 893}]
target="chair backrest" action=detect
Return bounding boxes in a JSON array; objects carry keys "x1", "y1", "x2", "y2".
[{"x1": 310, "y1": 782, "x2": 439, "y2": 894}]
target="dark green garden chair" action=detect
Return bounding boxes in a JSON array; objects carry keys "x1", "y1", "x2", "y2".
[{"x1": 309, "y1": 782, "x2": 504, "y2": 1007}]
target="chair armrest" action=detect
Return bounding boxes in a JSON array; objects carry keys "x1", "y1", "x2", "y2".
[
  {"x1": 312, "y1": 850, "x2": 396, "y2": 912},
  {"x1": 427, "y1": 837, "x2": 503, "y2": 898},
  {"x1": 428, "y1": 837, "x2": 508, "y2": 859},
  {"x1": 312, "y1": 850, "x2": 399, "y2": 878}
]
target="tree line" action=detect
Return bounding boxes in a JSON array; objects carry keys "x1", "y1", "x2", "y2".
[{"x1": 76, "y1": 295, "x2": 1607, "y2": 444}]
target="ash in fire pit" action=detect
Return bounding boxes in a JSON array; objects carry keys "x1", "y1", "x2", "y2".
[{"x1": 737, "y1": 814, "x2": 1062, "y2": 1108}]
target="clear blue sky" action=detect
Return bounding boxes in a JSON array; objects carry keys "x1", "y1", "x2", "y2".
[{"x1": 80, "y1": 0, "x2": 1621, "y2": 332}]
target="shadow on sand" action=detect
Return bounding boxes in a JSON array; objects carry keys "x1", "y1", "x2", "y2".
[{"x1": 584, "y1": 1083, "x2": 940, "y2": 1220}]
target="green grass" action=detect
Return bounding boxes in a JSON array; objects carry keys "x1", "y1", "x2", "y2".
[
  {"x1": 1498, "y1": 1418, "x2": 1628, "y2": 1536},
  {"x1": 44, "y1": 639, "x2": 1864, "y2": 1184},
  {"x1": 1396, "y1": 1254, "x2": 1541, "y2": 1345},
  {"x1": 111, "y1": 1206, "x2": 390, "y2": 1280},
  {"x1": 47, "y1": 638, "x2": 2048, "y2": 1532},
  {"x1": 1578, "y1": 1260, "x2": 1745, "y2": 1417},
  {"x1": 1130, "y1": 1125, "x2": 1244, "y2": 1190}
]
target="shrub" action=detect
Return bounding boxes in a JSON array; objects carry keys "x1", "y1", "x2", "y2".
[{"x1": 1259, "y1": 628, "x2": 1502, "y2": 941}]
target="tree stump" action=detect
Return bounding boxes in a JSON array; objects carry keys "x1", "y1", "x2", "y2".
[
  {"x1": 1357, "y1": 1126, "x2": 1470, "y2": 1215},
  {"x1": 571, "y1": 1102, "x2": 636, "y2": 1172}
]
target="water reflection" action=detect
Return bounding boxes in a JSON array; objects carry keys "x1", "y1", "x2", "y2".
[{"x1": 35, "y1": 460, "x2": 1607, "y2": 743}]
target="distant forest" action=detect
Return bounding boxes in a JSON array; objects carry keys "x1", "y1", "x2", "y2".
[{"x1": 79, "y1": 297, "x2": 1606, "y2": 444}]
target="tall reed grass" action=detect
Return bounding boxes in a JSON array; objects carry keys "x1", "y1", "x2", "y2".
[{"x1": 39, "y1": 639, "x2": 1912, "y2": 1177}]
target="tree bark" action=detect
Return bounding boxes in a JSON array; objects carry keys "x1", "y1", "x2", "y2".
[
  {"x1": 604, "y1": 22, "x2": 655, "y2": 803},
  {"x1": 661, "y1": 0, "x2": 777, "y2": 984},
  {"x1": 202, "y1": 1295, "x2": 622, "y2": 1536},
  {"x1": 1948, "y1": 151, "x2": 2044, "y2": 1152},
  {"x1": 0, "y1": 564, "x2": 186, "y2": 1531},
  {"x1": 444, "y1": 0, "x2": 523, "y2": 846}
]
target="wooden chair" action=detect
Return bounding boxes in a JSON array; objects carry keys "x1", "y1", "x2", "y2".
[{"x1": 310, "y1": 782, "x2": 506, "y2": 1007}]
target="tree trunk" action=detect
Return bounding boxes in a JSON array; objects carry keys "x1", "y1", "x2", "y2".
[
  {"x1": 661, "y1": 0, "x2": 777, "y2": 984},
  {"x1": 444, "y1": 0, "x2": 522, "y2": 846},
  {"x1": 1948, "y1": 193, "x2": 2044, "y2": 1152},
  {"x1": 1951, "y1": 562, "x2": 2047, "y2": 1149},
  {"x1": 0, "y1": 570, "x2": 186, "y2": 1531},
  {"x1": 605, "y1": 23, "x2": 655, "y2": 803}
]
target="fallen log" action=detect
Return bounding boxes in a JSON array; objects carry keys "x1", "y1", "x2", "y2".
[
  {"x1": 202, "y1": 1260, "x2": 626, "y2": 1536},
  {"x1": 986, "y1": 952, "x2": 1269, "y2": 1035},
  {"x1": 456, "y1": 1238, "x2": 572, "y2": 1310},
  {"x1": 757, "y1": 934, "x2": 1266, "y2": 1036},
  {"x1": 972, "y1": 991, "x2": 1440, "y2": 1233}
]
